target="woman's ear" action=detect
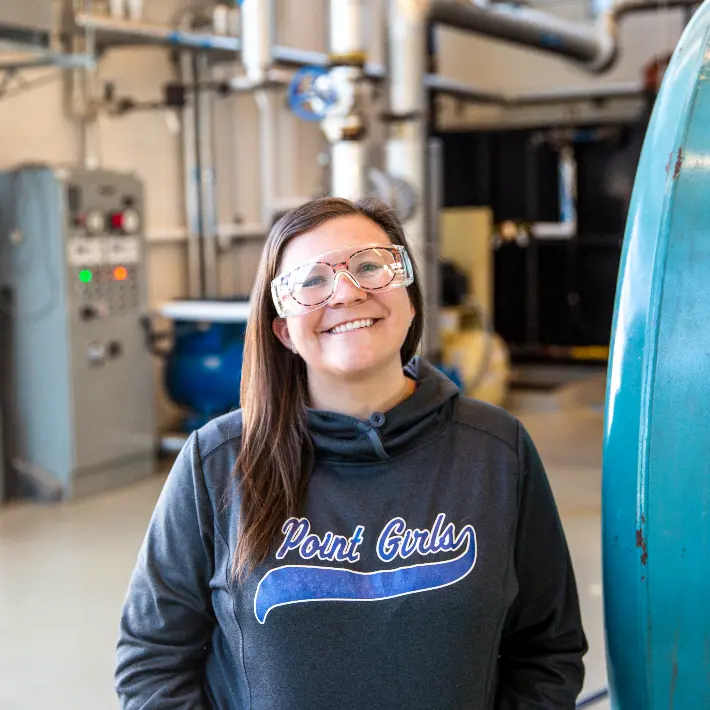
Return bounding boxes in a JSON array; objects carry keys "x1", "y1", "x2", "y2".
[{"x1": 272, "y1": 317, "x2": 295, "y2": 352}]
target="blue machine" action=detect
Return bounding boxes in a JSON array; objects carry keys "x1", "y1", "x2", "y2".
[
  {"x1": 602, "y1": 2, "x2": 710, "y2": 707},
  {"x1": 165, "y1": 320, "x2": 246, "y2": 431},
  {"x1": 148, "y1": 300, "x2": 249, "y2": 432}
]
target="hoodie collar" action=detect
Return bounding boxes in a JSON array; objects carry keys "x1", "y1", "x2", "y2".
[{"x1": 306, "y1": 357, "x2": 460, "y2": 465}]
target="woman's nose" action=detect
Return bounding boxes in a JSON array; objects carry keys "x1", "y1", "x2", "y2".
[{"x1": 329, "y1": 270, "x2": 367, "y2": 306}]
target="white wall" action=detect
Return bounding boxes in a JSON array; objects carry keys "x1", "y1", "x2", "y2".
[{"x1": 0, "y1": 0, "x2": 688, "y2": 429}]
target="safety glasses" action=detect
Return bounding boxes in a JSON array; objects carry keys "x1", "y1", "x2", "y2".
[{"x1": 271, "y1": 244, "x2": 414, "y2": 318}]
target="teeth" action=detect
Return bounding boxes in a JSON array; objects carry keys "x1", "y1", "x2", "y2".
[{"x1": 329, "y1": 319, "x2": 375, "y2": 334}]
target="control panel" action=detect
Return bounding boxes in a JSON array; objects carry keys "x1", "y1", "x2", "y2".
[
  {"x1": 0, "y1": 166, "x2": 155, "y2": 500},
  {"x1": 65, "y1": 179, "x2": 144, "y2": 325}
]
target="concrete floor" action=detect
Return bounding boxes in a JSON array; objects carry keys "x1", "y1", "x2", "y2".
[{"x1": 0, "y1": 373, "x2": 610, "y2": 710}]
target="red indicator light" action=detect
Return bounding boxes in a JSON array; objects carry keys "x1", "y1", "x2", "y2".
[
  {"x1": 110, "y1": 212, "x2": 123, "y2": 230},
  {"x1": 114, "y1": 266, "x2": 128, "y2": 281}
]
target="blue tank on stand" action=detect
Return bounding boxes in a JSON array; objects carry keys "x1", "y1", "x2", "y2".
[
  {"x1": 602, "y1": 2, "x2": 710, "y2": 707},
  {"x1": 159, "y1": 300, "x2": 249, "y2": 431}
]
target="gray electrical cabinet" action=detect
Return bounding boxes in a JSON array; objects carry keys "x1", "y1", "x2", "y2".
[
  {"x1": 0, "y1": 0, "x2": 54, "y2": 46},
  {"x1": 0, "y1": 165, "x2": 156, "y2": 500}
]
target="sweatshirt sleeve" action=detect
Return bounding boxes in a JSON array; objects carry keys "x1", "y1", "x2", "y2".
[
  {"x1": 115, "y1": 432, "x2": 216, "y2": 709},
  {"x1": 495, "y1": 423, "x2": 588, "y2": 709}
]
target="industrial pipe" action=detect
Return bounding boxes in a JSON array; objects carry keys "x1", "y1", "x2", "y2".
[
  {"x1": 385, "y1": 0, "x2": 430, "y2": 353},
  {"x1": 194, "y1": 52, "x2": 220, "y2": 298},
  {"x1": 70, "y1": 12, "x2": 647, "y2": 106},
  {"x1": 385, "y1": 0, "x2": 693, "y2": 359},
  {"x1": 429, "y1": 0, "x2": 612, "y2": 69},
  {"x1": 427, "y1": 0, "x2": 699, "y2": 74},
  {"x1": 325, "y1": 0, "x2": 368, "y2": 200},
  {"x1": 73, "y1": 11, "x2": 241, "y2": 54},
  {"x1": 68, "y1": 2, "x2": 102, "y2": 169},
  {"x1": 241, "y1": 0, "x2": 274, "y2": 85},
  {"x1": 241, "y1": 0, "x2": 278, "y2": 226},
  {"x1": 530, "y1": 143, "x2": 578, "y2": 240},
  {"x1": 178, "y1": 38, "x2": 202, "y2": 298}
]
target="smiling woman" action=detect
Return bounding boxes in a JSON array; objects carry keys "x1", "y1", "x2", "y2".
[
  {"x1": 271, "y1": 221, "x2": 419, "y2": 412},
  {"x1": 116, "y1": 196, "x2": 588, "y2": 710}
]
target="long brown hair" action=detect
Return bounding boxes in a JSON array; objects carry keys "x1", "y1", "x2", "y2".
[{"x1": 232, "y1": 196, "x2": 424, "y2": 582}]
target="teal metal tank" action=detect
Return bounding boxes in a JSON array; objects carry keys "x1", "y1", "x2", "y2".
[{"x1": 603, "y1": 2, "x2": 710, "y2": 707}]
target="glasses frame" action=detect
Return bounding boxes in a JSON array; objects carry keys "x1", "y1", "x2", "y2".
[{"x1": 271, "y1": 244, "x2": 413, "y2": 318}]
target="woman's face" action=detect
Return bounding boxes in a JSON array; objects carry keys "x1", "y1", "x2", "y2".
[{"x1": 272, "y1": 215, "x2": 416, "y2": 380}]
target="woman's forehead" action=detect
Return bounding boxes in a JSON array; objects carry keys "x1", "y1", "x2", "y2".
[{"x1": 278, "y1": 215, "x2": 390, "y2": 272}]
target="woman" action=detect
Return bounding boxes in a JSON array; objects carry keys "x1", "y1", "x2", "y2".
[{"x1": 115, "y1": 197, "x2": 588, "y2": 709}]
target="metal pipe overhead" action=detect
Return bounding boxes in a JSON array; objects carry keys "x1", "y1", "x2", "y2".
[
  {"x1": 429, "y1": 0, "x2": 610, "y2": 68},
  {"x1": 73, "y1": 12, "x2": 241, "y2": 54},
  {"x1": 427, "y1": 0, "x2": 699, "y2": 73}
]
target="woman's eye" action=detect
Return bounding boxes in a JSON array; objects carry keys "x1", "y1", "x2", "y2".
[
  {"x1": 358, "y1": 262, "x2": 383, "y2": 273},
  {"x1": 303, "y1": 275, "x2": 327, "y2": 288}
]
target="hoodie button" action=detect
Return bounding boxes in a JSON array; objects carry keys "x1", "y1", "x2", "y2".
[{"x1": 369, "y1": 412, "x2": 385, "y2": 428}]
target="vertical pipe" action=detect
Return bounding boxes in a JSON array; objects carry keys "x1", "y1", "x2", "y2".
[
  {"x1": 256, "y1": 91, "x2": 277, "y2": 226},
  {"x1": 82, "y1": 25, "x2": 101, "y2": 170},
  {"x1": 242, "y1": 0, "x2": 276, "y2": 225},
  {"x1": 331, "y1": 141, "x2": 367, "y2": 200},
  {"x1": 559, "y1": 143, "x2": 577, "y2": 232},
  {"x1": 194, "y1": 53, "x2": 219, "y2": 298},
  {"x1": 426, "y1": 137, "x2": 443, "y2": 358},
  {"x1": 386, "y1": 0, "x2": 430, "y2": 353},
  {"x1": 69, "y1": 1, "x2": 100, "y2": 169},
  {"x1": 179, "y1": 47, "x2": 202, "y2": 299},
  {"x1": 525, "y1": 139, "x2": 539, "y2": 345},
  {"x1": 327, "y1": 0, "x2": 367, "y2": 199},
  {"x1": 242, "y1": 0, "x2": 275, "y2": 84},
  {"x1": 329, "y1": 0, "x2": 364, "y2": 59}
]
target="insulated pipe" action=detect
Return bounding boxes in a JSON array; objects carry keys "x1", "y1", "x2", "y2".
[
  {"x1": 326, "y1": 0, "x2": 368, "y2": 200},
  {"x1": 385, "y1": 0, "x2": 430, "y2": 351},
  {"x1": 332, "y1": 142, "x2": 367, "y2": 199},
  {"x1": 329, "y1": 0, "x2": 365, "y2": 62},
  {"x1": 242, "y1": 0, "x2": 277, "y2": 225},
  {"x1": 241, "y1": 0, "x2": 274, "y2": 84},
  {"x1": 428, "y1": 0, "x2": 613, "y2": 69},
  {"x1": 427, "y1": 0, "x2": 699, "y2": 74}
]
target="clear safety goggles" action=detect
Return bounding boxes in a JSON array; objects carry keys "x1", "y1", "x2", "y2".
[{"x1": 271, "y1": 244, "x2": 414, "y2": 318}]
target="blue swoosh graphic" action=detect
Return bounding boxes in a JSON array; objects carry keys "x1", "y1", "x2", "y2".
[{"x1": 254, "y1": 531, "x2": 477, "y2": 624}]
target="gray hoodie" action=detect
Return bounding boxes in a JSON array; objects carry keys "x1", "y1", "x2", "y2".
[{"x1": 115, "y1": 357, "x2": 587, "y2": 709}]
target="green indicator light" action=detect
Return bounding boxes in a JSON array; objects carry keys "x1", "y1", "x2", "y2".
[{"x1": 79, "y1": 269, "x2": 93, "y2": 283}]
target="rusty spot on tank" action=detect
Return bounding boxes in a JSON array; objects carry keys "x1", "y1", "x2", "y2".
[
  {"x1": 636, "y1": 529, "x2": 648, "y2": 565},
  {"x1": 669, "y1": 630, "x2": 680, "y2": 708},
  {"x1": 673, "y1": 147, "x2": 684, "y2": 179},
  {"x1": 670, "y1": 658, "x2": 678, "y2": 708}
]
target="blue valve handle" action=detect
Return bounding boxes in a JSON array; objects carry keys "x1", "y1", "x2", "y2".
[{"x1": 288, "y1": 66, "x2": 338, "y2": 122}]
